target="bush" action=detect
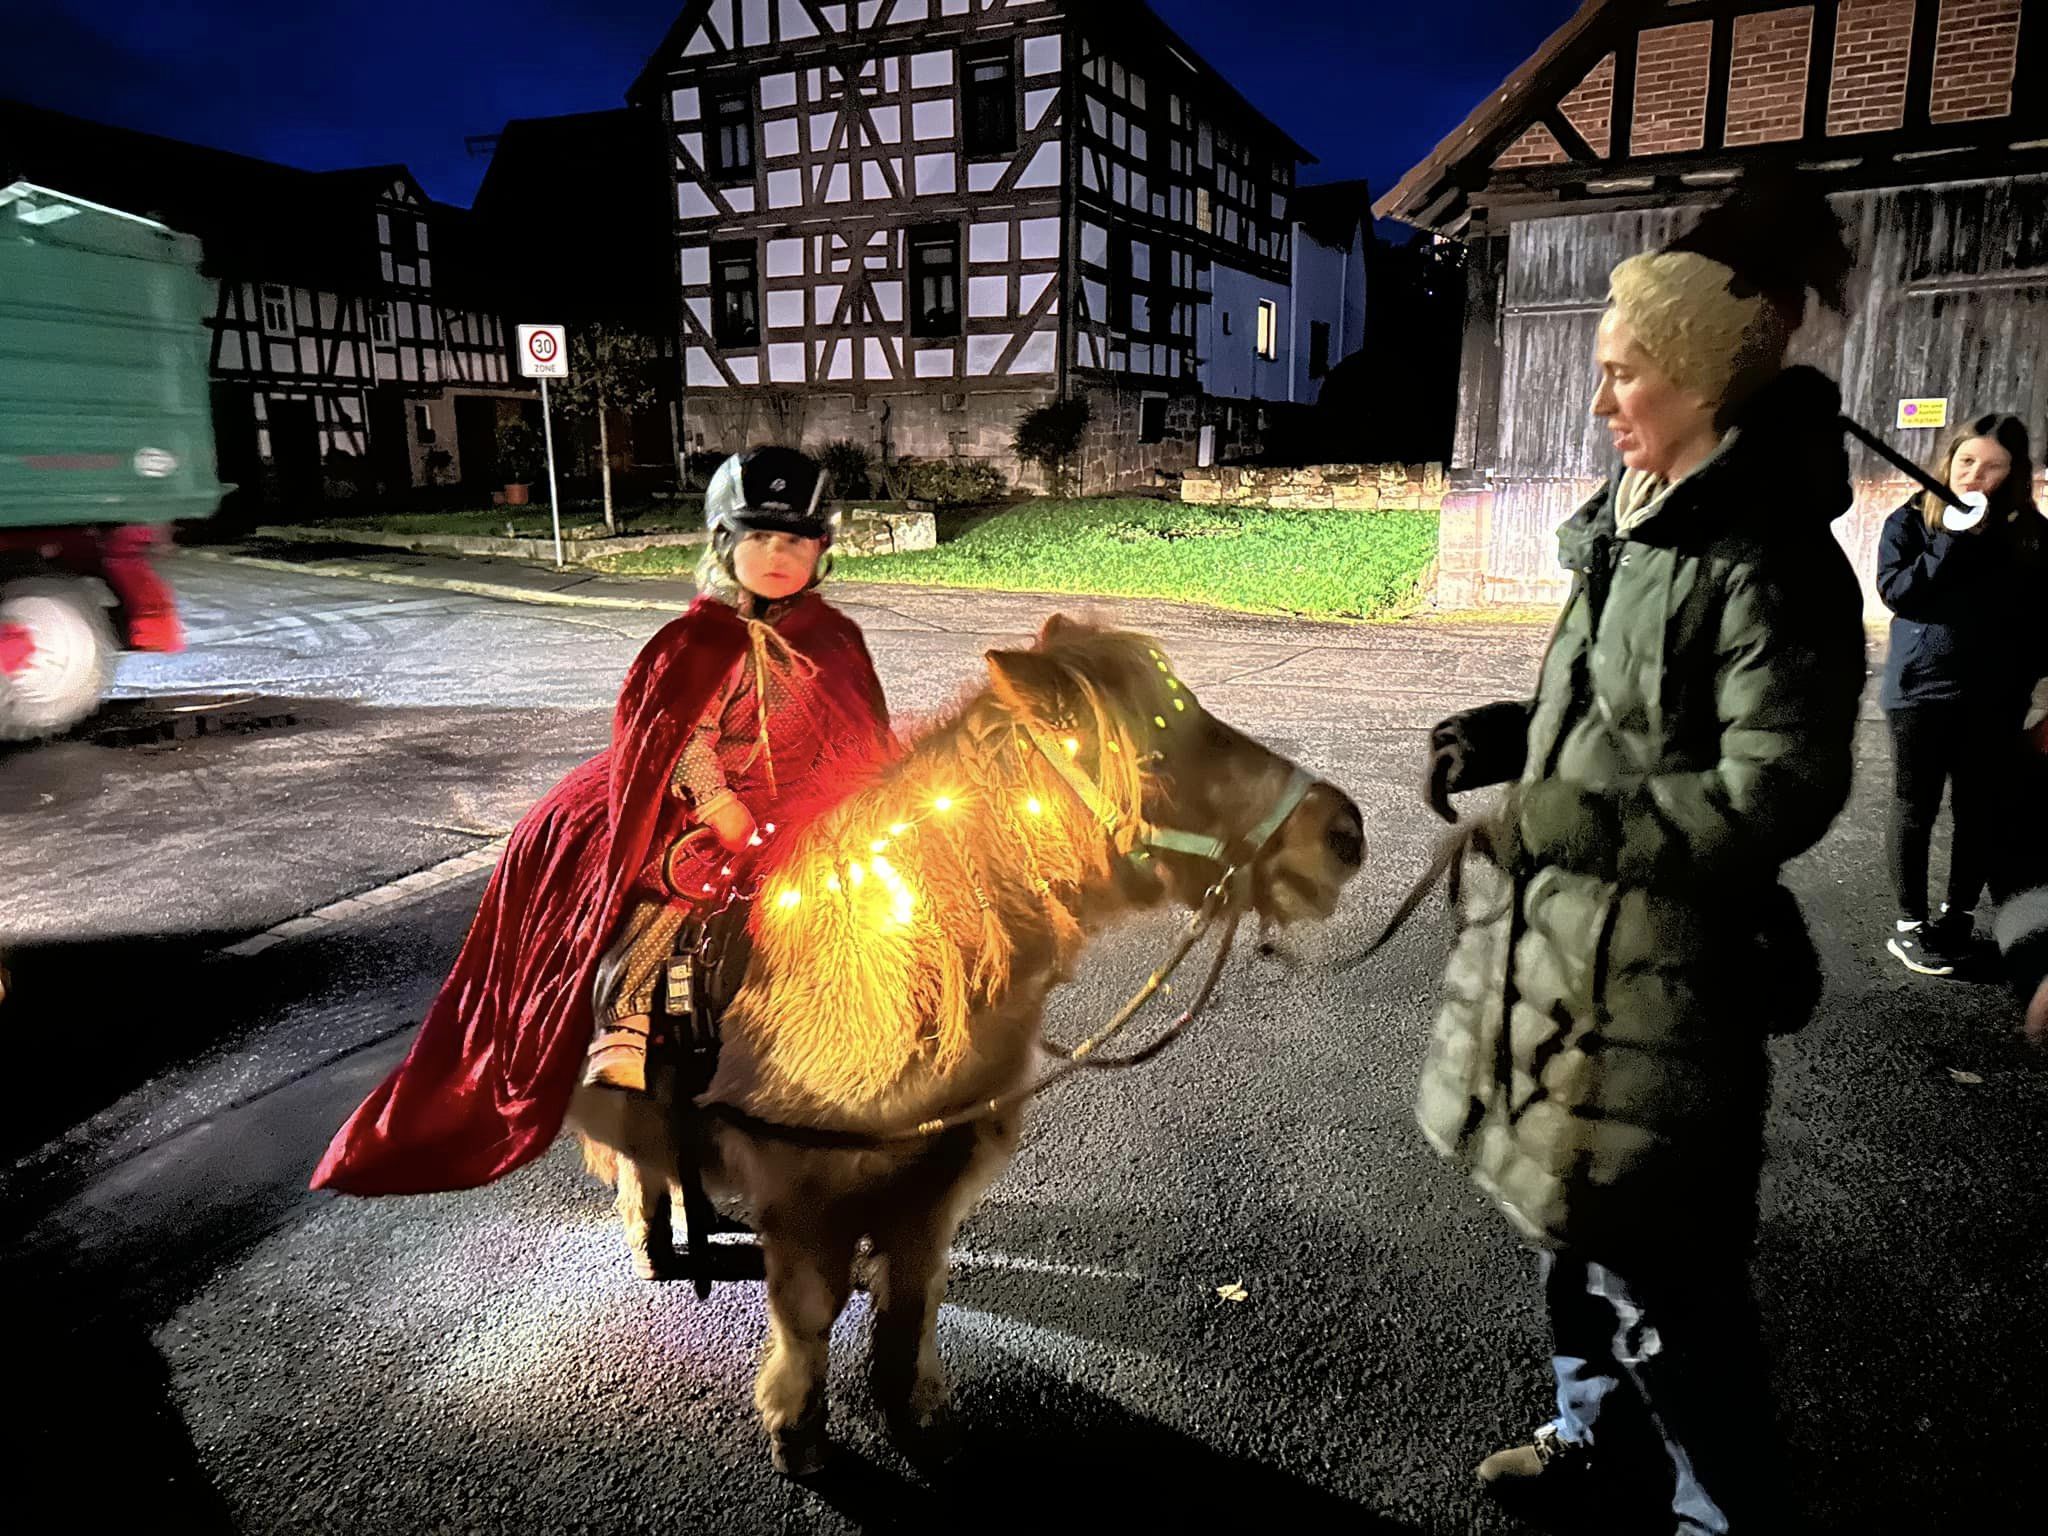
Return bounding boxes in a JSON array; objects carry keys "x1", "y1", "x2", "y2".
[
  {"x1": 888, "y1": 456, "x2": 1008, "y2": 507},
  {"x1": 1013, "y1": 398, "x2": 1092, "y2": 491},
  {"x1": 820, "y1": 439, "x2": 874, "y2": 499},
  {"x1": 497, "y1": 420, "x2": 544, "y2": 484}
]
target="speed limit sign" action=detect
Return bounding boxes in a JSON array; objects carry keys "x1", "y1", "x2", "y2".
[{"x1": 517, "y1": 323, "x2": 567, "y2": 379}]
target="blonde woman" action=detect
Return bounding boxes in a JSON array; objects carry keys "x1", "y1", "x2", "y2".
[
  {"x1": 1876, "y1": 414, "x2": 2045, "y2": 976},
  {"x1": 1420, "y1": 183, "x2": 1867, "y2": 1533}
]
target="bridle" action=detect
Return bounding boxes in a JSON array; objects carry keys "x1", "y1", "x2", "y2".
[{"x1": 704, "y1": 679, "x2": 1319, "y2": 1152}]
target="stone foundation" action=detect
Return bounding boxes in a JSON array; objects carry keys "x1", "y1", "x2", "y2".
[
  {"x1": 1182, "y1": 461, "x2": 1448, "y2": 511},
  {"x1": 680, "y1": 387, "x2": 1055, "y2": 493}
]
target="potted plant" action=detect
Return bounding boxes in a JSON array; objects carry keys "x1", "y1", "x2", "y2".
[{"x1": 497, "y1": 420, "x2": 544, "y2": 507}]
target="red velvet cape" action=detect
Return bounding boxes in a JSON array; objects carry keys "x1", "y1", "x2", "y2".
[{"x1": 310, "y1": 594, "x2": 888, "y2": 1195}]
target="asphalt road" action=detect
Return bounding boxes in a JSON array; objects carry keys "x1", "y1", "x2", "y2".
[{"x1": 2, "y1": 551, "x2": 2041, "y2": 1533}]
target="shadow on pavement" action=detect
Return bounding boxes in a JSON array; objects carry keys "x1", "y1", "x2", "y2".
[{"x1": 799, "y1": 1360, "x2": 1428, "y2": 1533}]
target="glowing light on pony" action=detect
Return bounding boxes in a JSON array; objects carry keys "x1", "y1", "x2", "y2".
[{"x1": 730, "y1": 657, "x2": 1154, "y2": 1111}]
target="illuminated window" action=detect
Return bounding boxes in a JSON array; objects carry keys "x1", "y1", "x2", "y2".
[{"x1": 1255, "y1": 299, "x2": 1278, "y2": 361}]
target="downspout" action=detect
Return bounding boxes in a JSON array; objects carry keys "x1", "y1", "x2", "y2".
[{"x1": 1287, "y1": 219, "x2": 1300, "y2": 405}]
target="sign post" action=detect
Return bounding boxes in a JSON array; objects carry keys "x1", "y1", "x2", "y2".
[{"x1": 517, "y1": 324, "x2": 570, "y2": 568}]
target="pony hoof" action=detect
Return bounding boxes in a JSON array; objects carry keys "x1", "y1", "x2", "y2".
[
  {"x1": 769, "y1": 1416, "x2": 829, "y2": 1479},
  {"x1": 885, "y1": 1402, "x2": 961, "y2": 1469}
]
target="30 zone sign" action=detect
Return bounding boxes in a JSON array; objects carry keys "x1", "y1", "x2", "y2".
[{"x1": 518, "y1": 324, "x2": 568, "y2": 379}]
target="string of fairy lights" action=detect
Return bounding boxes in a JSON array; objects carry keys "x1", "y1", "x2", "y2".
[{"x1": 706, "y1": 646, "x2": 1193, "y2": 936}]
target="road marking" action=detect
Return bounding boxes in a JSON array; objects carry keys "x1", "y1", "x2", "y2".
[{"x1": 219, "y1": 839, "x2": 508, "y2": 957}]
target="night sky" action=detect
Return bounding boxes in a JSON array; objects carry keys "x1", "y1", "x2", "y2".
[{"x1": 3, "y1": 1, "x2": 1565, "y2": 219}]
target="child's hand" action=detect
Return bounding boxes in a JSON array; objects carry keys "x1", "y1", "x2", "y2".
[{"x1": 706, "y1": 797, "x2": 757, "y2": 852}]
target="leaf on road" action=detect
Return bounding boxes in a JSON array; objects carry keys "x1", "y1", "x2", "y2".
[
  {"x1": 1216, "y1": 1282, "x2": 1249, "y2": 1303},
  {"x1": 1948, "y1": 1069, "x2": 1984, "y2": 1086}
]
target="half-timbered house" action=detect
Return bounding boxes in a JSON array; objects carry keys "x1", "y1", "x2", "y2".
[
  {"x1": 1377, "y1": 0, "x2": 2046, "y2": 611},
  {"x1": 633, "y1": 0, "x2": 1341, "y2": 490},
  {"x1": 0, "y1": 101, "x2": 524, "y2": 510}
]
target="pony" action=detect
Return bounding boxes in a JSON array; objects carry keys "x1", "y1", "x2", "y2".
[{"x1": 568, "y1": 614, "x2": 1365, "y2": 1474}]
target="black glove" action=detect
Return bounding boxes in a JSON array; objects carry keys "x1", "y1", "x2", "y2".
[{"x1": 1423, "y1": 700, "x2": 1534, "y2": 824}]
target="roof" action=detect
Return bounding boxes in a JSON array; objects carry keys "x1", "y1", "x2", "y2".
[
  {"x1": 1291, "y1": 179, "x2": 1372, "y2": 251},
  {"x1": 1373, "y1": 0, "x2": 1623, "y2": 228},
  {"x1": 634, "y1": 0, "x2": 1317, "y2": 164},
  {"x1": 0, "y1": 98, "x2": 453, "y2": 288},
  {"x1": 472, "y1": 109, "x2": 675, "y2": 323}
]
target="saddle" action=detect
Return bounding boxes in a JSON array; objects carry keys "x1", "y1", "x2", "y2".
[{"x1": 652, "y1": 899, "x2": 753, "y2": 1299}]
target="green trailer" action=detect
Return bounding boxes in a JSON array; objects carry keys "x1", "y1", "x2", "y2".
[{"x1": 0, "y1": 181, "x2": 228, "y2": 739}]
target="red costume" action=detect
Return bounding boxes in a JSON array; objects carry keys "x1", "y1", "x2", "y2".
[{"x1": 310, "y1": 592, "x2": 890, "y2": 1195}]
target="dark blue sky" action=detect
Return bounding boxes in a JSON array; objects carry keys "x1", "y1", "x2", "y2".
[{"x1": 4, "y1": 2, "x2": 1565, "y2": 212}]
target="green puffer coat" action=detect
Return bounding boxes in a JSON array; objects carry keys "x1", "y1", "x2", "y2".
[{"x1": 1418, "y1": 366, "x2": 1869, "y2": 1253}]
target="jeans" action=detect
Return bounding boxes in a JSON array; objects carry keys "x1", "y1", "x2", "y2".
[
  {"x1": 1886, "y1": 702, "x2": 2022, "y2": 922},
  {"x1": 1544, "y1": 1250, "x2": 1784, "y2": 1534}
]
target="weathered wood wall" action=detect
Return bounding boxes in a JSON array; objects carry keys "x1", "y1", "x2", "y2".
[{"x1": 1443, "y1": 174, "x2": 2048, "y2": 613}]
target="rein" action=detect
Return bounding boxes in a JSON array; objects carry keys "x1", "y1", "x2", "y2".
[{"x1": 701, "y1": 711, "x2": 1316, "y2": 1153}]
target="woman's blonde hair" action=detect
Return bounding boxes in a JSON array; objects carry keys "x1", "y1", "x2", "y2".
[{"x1": 1919, "y1": 413, "x2": 2037, "y2": 533}]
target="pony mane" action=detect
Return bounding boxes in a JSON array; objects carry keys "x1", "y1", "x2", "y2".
[{"x1": 729, "y1": 624, "x2": 1154, "y2": 1110}]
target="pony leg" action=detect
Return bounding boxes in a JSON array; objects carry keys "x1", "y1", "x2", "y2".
[
  {"x1": 615, "y1": 1157, "x2": 674, "y2": 1281},
  {"x1": 755, "y1": 1225, "x2": 858, "y2": 1477},
  {"x1": 868, "y1": 1211, "x2": 959, "y2": 1457}
]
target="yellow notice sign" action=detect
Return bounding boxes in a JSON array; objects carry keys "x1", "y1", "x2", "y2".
[{"x1": 1897, "y1": 398, "x2": 1949, "y2": 430}]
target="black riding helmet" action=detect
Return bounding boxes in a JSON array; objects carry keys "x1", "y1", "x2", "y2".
[{"x1": 704, "y1": 446, "x2": 835, "y2": 544}]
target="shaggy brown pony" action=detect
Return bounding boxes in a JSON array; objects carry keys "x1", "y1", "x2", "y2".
[{"x1": 568, "y1": 614, "x2": 1364, "y2": 1474}]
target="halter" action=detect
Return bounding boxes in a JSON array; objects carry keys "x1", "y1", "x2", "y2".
[{"x1": 1017, "y1": 713, "x2": 1315, "y2": 879}]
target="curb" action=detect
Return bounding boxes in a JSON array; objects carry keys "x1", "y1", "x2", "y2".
[
  {"x1": 177, "y1": 547, "x2": 683, "y2": 613},
  {"x1": 218, "y1": 838, "x2": 509, "y2": 957}
]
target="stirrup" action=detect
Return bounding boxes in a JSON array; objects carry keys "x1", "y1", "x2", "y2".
[{"x1": 585, "y1": 1017, "x2": 652, "y2": 1093}]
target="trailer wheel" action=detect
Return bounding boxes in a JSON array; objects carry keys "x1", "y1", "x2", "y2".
[{"x1": 0, "y1": 577, "x2": 119, "y2": 743}]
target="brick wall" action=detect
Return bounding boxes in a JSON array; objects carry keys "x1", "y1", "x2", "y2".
[
  {"x1": 1727, "y1": 7, "x2": 1815, "y2": 145},
  {"x1": 1929, "y1": 0, "x2": 2024, "y2": 123},
  {"x1": 1494, "y1": 122, "x2": 1569, "y2": 170},
  {"x1": 1828, "y1": 0, "x2": 1917, "y2": 134},
  {"x1": 1632, "y1": 21, "x2": 1715, "y2": 154},
  {"x1": 1559, "y1": 52, "x2": 1617, "y2": 158}
]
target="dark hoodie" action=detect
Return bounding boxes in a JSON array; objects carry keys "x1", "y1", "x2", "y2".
[{"x1": 1876, "y1": 490, "x2": 2047, "y2": 717}]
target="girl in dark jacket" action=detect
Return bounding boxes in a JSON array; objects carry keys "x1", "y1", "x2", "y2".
[{"x1": 1876, "y1": 414, "x2": 2044, "y2": 976}]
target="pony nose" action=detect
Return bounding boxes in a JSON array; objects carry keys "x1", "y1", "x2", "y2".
[{"x1": 1325, "y1": 793, "x2": 1366, "y2": 868}]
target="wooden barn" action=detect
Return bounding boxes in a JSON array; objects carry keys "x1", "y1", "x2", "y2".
[{"x1": 1376, "y1": 0, "x2": 2046, "y2": 612}]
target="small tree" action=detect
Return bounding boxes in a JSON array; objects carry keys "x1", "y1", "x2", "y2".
[
  {"x1": 1014, "y1": 397, "x2": 1092, "y2": 496},
  {"x1": 497, "y1": 420, "x2": 544, "y2": 486},
  {"x1": 555, "y1": 325, "x2": 661, "y2": 532}
]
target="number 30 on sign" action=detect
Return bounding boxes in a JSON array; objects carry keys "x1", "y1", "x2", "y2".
[{"x1": 518, "y1": 324, "x2": 568, "y2": 380}]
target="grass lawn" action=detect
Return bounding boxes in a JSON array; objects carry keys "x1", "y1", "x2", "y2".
[{"x1": 596, "y1": 498, "x2": 1440, "y2": 621}]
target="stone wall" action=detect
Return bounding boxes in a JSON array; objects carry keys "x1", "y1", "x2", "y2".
[
  {"x1": 681, "y1": 387, "x2": 1055, "y2": 493},
  {"x1": 836, "y1": 506, "x2": 937, "y2": 558},
  {"x1": 1182, "y1": 461, "x2": 1448, "y2": 511}
]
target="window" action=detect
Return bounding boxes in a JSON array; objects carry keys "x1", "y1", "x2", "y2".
[
  {"x1": 370, "y1": 304, "x2": 392, "y2": 344},
  {"x1": 1255, "y1": 299, "x2": 1278, "y2": 361},
  {"x1": 708, "y1": 87, "x2": 756, "y2": 183},
  {"x1": 414, "y1": 403, "x2": 436, "y2": 444},
  {"x1": 910, "y1": 223, "x2": 962, "y2": 339},
  {"x1": 1309, "y1": 320, "x2": 1331, "y2": 380},
  {"x1": 962, "y1": 43, "x2": 1017, "y2": 159},
  {"x1": 1109, "y1": 232, "x2": 1134, "y2": 331},
  {"x1": 712, "y1": 240, "x2": 760, "y2": 347},
  {"x1": 1139, "y1": 394, "x2": 1167, "y2": 445},
  {"x1": 1221, "y1": 310, "x2": 1233, "y2": 337},
  {"x1": 261, "y1": 284, "x2": 293, "y2": 336}
]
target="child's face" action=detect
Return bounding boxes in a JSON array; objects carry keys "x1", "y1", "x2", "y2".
[{"x1": 733, "y1": 530, "x2": 822, "y2": 600}]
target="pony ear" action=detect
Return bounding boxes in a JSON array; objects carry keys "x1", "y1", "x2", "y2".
[
  {"x1": 985, "y1": 648, "x2": 1087, "y2": 722},
  {"x1": 1037, "y1": 613, "x2": 1081, "y2": 646}
]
